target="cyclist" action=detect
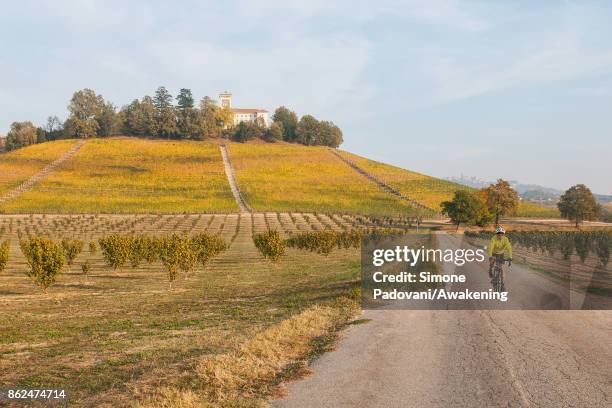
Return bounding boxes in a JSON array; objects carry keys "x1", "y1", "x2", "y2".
[{"x1": 489, "y1": 226, "x2": 512, "y2": 278}]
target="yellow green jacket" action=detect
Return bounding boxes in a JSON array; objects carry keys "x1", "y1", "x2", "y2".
[{"x1": 489, "y1": 235, "x2": 512, "y2": 258}]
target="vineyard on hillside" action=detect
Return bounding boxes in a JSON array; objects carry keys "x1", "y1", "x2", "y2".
[
  {"x1": 229, "y1": 143, "x2": 417, "y2": 216},
  {"x1": 0, "y1": 140, "x2": 78, "y2": 196},
  {"x1": 336, "y1": 150, "x2": 559, "y2": 217},
  {"x1": 335, "y1": 150, "x2": 468, "y2": 211},
  {"x1": 1, "y1": 138, "x2": 237, "y2": 213}
]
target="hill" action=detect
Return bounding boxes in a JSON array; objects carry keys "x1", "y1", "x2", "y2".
[{"x1": 0, "y1": 137, "x2": 555, "y2": 216}]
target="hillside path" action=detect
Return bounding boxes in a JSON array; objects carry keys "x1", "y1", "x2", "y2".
[
  {"x1": 0, "y1": 139, "x2": 86, "y2": 205},
  {"x1": 329, "y1": 149, "x2": 434, "y2": 213},
  {"x1": 220, "y1": 144, "x2": 251, "y2": 213},
  {"x1": 274, "y1": 233, "x2": 612, "y2": 408}
]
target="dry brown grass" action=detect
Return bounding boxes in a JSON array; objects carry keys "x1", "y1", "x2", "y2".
[{"x1": 137, "y1": 298, "x2": 358, "y2": 407}]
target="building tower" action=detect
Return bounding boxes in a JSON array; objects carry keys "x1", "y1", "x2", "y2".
[{"x1": 219, "y1": 91, "x2": 232, "y2": 109}]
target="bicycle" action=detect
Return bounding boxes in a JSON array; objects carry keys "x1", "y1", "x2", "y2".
[{"x1": 491, "y1": 254, "x2": 511, "y2": 292}]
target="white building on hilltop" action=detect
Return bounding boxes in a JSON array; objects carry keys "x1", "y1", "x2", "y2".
[{"x1": 219, "y1": 92, "x2": 269, "y2": 127}]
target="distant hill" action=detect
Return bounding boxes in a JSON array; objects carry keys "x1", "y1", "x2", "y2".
[{"x1": 446, "y1": 175, "x2": 612, "y2": 205}]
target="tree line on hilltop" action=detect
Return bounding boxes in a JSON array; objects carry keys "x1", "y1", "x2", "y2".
[{"x1": 3, "y1": 87, "x2": 343, "y2": 151}]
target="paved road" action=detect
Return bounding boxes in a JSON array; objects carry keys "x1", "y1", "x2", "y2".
[{"x1": 274, "y1": 234, "x2": 612, "y2": 408}]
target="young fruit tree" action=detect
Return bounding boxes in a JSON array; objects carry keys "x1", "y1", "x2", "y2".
[
  {"x1": 253, "y1": 230, "x2": 286, "y2": 261},
  {"x1": 158, "y1": 234, "x2": 196, "y2": 287},
  {"x1": 0, "y1": 240, "x2": 9, "y2": 274},
  {"x1": 20, "y1": 238, "x2": 65, "y2": 293},
  {"x1": 98, "y1": 234, "x2": 131, "y2": 270},
  {"x1": 191, "y1": 232, "x2": 227, "y2": 269},
  {"x1": 81, "y1": 260, "x2": 91, "y2": 277},
  {"x1": 557, "y1": 184, "x2": 601, "y2": 229},
  {"x1": 61, "y1": 238, "x2": 84, "y2": 270}
]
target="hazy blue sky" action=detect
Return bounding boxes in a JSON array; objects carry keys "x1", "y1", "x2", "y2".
[{"x1": 1, "y1": 1, "x2": 611, "y2": 193}]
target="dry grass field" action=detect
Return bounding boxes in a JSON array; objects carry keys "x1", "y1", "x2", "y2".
[
  {"x1": 230, "y1": 143, "x2": 417, "y2": 216},
  {"x1": 0, "y1": 212, "x2": 374, "y2": 406},
  {"x1": 0, "y1": 138, "x2": 237, "y2": 213},
  {"x1": 0, "y1": 140, "x2": 79, "y2": 197}
]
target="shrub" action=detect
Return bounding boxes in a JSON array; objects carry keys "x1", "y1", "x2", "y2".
[
  {"x1": 559, "y1": 232, "x2": 574, "y2": 260},
  {"x1": 61, "y1": 238, "x2": 84, "y2": 268},
  {"x1": 0, "y1": 240, "x2": 9, "y2": 274},
  {"x1": 191, "y1": 233, "x2": 228, "y2": 268},
  {"x1": 464, "y1": 229, "x2": 612, "y2": 265},
  {"x1": 20, "y1": 237, "x2": 65, "y2": 293},
  {"x1": 253, "y1": 230, "x2": 285, "y2": 261},
  {"x1": 141, "y1": 236, "x2": 160, "y2": 264},
  {"x1": 127, "y1": 235, "x2": 144, "y2": 268},
  {"x1": 593, "y1": 231, "x2": 610, "y2": 266},
  {"x1": 81, "y1": 260, "x2": 91, "y2": 276},
  {"x1": 286, "y1": 230, "x2": 363, "y2": 255},
  {"x1": 158, "y1": 234, "x2": 196, "y2": 283},
  {"x1": 574, "y1": 233, "x2": 592, "y2": 263},
  {"x1": 89, "y1": 241, "x2": 98, "y2": 254},
  {"x1": 99, "y1": 234, "x2": 131, "y2": 270}
]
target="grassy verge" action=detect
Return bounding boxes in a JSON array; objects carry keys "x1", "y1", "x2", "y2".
[{"x1": 137, "y1": 297, "x2": 359, "y2": 407}]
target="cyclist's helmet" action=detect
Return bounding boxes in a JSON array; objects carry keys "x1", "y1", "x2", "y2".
[{"x1": 495, "y1": 226, "x2": 506, "y2": 234}]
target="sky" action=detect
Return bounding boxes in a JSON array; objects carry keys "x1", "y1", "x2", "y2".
[{"x1": 1, "y1": 0, "x2": 611, "y2": 194}]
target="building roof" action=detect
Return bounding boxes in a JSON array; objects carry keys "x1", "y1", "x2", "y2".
[{"x1": 232, "y1": 108, "x2": 268, "y2": 113}]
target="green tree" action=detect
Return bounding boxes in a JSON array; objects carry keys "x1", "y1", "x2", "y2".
[
  {"x1": 67, "y1": 89, "x2": 104, "y2": 138},
  {"x1": 36, "y1": 127, "x2": 48, "y2": 144},
  {"x1": 20, "y1": 238, "x2": 65, "y2": 293},
  {"x1": 123, "y1": 96, "x2": 158, "y2": 136},
  {"x1": 483, "y1": 179, "x2": 519, "y2": 226},
  {"x1": 264, "y1": 121, "x2": 283, "y2": 142},
  {"x1": 317, "y1": 120, "x2": 343, "y2": 147},
  {"x1": 6, "y1": 121, "x2": 37, "y2": 151},
  {"x1": 557, "y1": 184, "x2": 601, "y2": 228},
  {"x1": 97, "y1": 101, "x2": 119, "y2": 137},
  {"x1": 176, "y1": 88, "x2": 200, "y2": 138},
  {"x1": 295, "y1": 115, "x2": 320, "y2": 145},
  {"x1": 233, "y1": 121, "x2": 264, "y2": 142},
  {"x1": 44, "y1": 116, "x2": 64, "y2": 141},
  {"x1": 272, "y1": 106, "x2": 298, "y2": 141},
  {"x1": 199, "y1": 96, "x2": 221, "y2": 138},
  {"x1": 154, "y1": 86, "x2": 177, "y2": 138},
  {"x1": 441, "y1": 190, "x2": 489, "y2": 230},
  {"x1": 176, "y1": 88, "x2": 194, "y2": 111}
]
